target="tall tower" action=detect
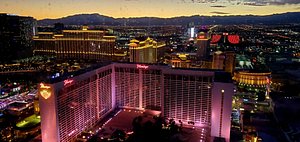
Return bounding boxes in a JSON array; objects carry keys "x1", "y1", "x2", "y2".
[
  {"x1": 196, "y1": 31, "x2": 209, "y2": 59},
  {"x1": 224, "y1": 51, "x2": 236, "y2": 75},
  {"x1": 212, "y1": 51, "x2": 225, "y2": 70},
  {"x1": 187, "y1": 22, "x2": 196, "y2": 38},
  {"x1": 129, "y1": 37, "x2": 165, "y2": 63},
  {"x1": 0, "y1": 14, "x2": 36, "y2": 63},
  {"x1": 211, "y1": 72, "x2": 234, "y2": 142}
]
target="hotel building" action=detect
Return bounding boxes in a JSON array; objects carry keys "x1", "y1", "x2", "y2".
[
  {"x1": 38, "y1": 63, "x2": 233, "y2": 142},
  {"x1": 233, "y1": 71, "x2": 271, "y2": 87},
  {"x1": 196, "y1": 31, "x2": 210, "y2": 59},
  {"x1": 33, "y1": 27, "x2": 124, "y2": 61},
  {"x1": 170, "y1": 53, "x2": 192, "y2": 68},
  {"x1": 0, "y1": 14, "x2": 36, "y2": 63},
  {"x1": 224, "y1": 51, "x2": 236, "y2": 75},
  {"x1": 129, "y1": 37, "x2": 165, "y2": 63},
  {"x1": 212, "y1": 51, "x2": 225, "y2": 70},
  {"x1": 211, "y1": 51, "x2": 236, "y2": 75}
]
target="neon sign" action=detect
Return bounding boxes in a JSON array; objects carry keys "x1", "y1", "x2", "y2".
[
  {"x1": 198, "y1": 35, "x2": 205, "y2": 39},
  {"x1": 40, "y1": 90, "x2": 51, "y2": 99},
  {"x1": 137, "y1": 64, "x2": 149, "y2": 69},
  {"x1": 40, "y1": 83, "x2": 51, "y2": 89},
  {"x1": 39, "y1": 83, "x2": 51, "y2": 99},
  {"x1": 64, "y1": 79, "x2": 74, "y2": 86}
]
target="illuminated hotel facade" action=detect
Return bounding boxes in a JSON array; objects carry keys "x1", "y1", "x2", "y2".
[
  {"x1": 212, "y1": 51, "x2": 225, "y2": 70},
  {"x1": 33, "y1": 27, "x2": 125, "y2": 61},
  {"x1": 233, "y1": 71, "x2": 271, "y2": 87},
  {"x1": 129, "y1": 37, "x2": 165, "y2": 63},
  {"x1": 212, "y1": 51, "x2": 236, "y2": 75},
  {"x1": 38, "y1": 63, "x2": 233, "y2": 142},
  {"x1": 196, "y1": 31, "x2": 210, "y2": 59}
]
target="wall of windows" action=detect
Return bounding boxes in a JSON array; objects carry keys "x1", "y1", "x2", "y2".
[
  {"x1": 98, "y1": 69, "x2": 113, "y2": 118},
  {"x1": 164, "y1": 74, "x2": 213, "y2": 126},
  {"x1": 142, "y1": 69, "x2": 161, "y2": 110},
  {"x1": 115, "y1": 67, "x2": 140, "y2": 108},
  {"x1": 56, "y1": 69, "x2": 113, "y2": 142}
]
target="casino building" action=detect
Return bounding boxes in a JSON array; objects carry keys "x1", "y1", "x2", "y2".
[
  {"x1": 38, "y1": 63, "x2": 233, "y2": 142},
  {"x1": 233, "y1": 71, "x2": 271, "y2": 89},
  {"x1": 33, "y1": 26, "x2": 125, "y2": 61},
  {"x1": 129, "y1": 37, "x2": 166, "y2": 63}
]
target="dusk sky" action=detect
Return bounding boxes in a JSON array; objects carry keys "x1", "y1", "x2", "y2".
[{"x1": 1, "y1": 0, "x2": 300, "y2": 19}]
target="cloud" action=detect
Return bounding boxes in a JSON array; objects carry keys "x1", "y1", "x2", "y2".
[
  {"x1": 271, "y1": 0, "x2": 300, "y2": 4},
  {"x1": 243, "y1": 0, "x2": 300, "y2": 5},
  {"x1": 210, "y1": 5, "x2": 226, "y2": 8},
  {"x1": 210, "y1": 11, "x2": 231, "y2": 15},
  {"x1": 244, "y1": 2, "x2": 267, "y2": 6}
]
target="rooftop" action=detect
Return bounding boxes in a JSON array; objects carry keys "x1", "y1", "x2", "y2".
[
  {"x1": 44, "y1": 62, "x2": 232, "y2": 84},
  {"x1": 7, "y1": 102, "x2": 29, "y2": 111}
]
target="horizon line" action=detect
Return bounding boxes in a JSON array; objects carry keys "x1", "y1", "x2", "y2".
[{"x1": 2, "y1": 11, "x2": 297, "y2": 20}]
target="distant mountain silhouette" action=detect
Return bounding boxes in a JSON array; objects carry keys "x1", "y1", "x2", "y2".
[{"x1": 38, "y1": 12, "x2": 300, "y2": 26}]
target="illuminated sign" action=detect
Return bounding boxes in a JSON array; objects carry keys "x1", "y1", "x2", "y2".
[
  {"x1": 39, "y1": 83, "x2": 51, "y2": 99},
  {"x1": 40, "y1": 90, "x2": 51, "y2": 99},
  {"x1": 198, "y1": 35, "x2": 205, "y2": 39},
  {"x1": 64, "y1": 79, "x2": 74, "y2": 86},
  {"x1": 137, "y1": 64, "x2": 149, "y2": 69},
  {"x1": 40, "y1": 83, "x2": 51, "y2": 89}
]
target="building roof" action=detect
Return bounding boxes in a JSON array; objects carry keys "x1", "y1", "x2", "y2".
[{"x1": 44, "y1": 62, "x2": 233, "y2": 84}]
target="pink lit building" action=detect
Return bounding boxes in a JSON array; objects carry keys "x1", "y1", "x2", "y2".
[{"x1": 38, "y1": 63, "x2": 233, "y2": 142}]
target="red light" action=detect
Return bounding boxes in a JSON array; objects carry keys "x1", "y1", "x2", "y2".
[
  {"x1": 211, "y1": 35, "x2": 221, "y2": 43},
  {"x1": 137, "y1": 64, "x2": 149, "y2": 69},
  {"x1": 228, "y1": 35, "x2": 240, "y2": 44},
  {"x1": 64, "y1": 79, "x2": 74, "y2": 86},
  {"x1": 198, "y1": 35, "x2": 205, "y2": 39}
]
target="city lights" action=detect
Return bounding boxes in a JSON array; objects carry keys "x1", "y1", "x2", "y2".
[{"x1": 1, "y1": 3, "x2": 299, "y2": 141}]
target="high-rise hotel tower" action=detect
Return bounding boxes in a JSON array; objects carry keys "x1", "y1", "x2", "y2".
[
  {"x1": 38, "y1": 63, "x2": 233, "y2": 142},
  {"x1": 129, "y1": 37, "x2": 165, "y2": 63}
]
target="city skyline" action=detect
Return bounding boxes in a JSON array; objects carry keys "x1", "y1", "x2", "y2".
[
  {"x1": 1, "y1": 1, "x2": 300, "y2": 141},
  {"x1": 1, "y1": 0, "x2": 300, "y2": 20}
]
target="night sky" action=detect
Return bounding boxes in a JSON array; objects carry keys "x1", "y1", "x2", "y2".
[{"x1": 1, "y1": 0, "x2": 300, "y2": 19}]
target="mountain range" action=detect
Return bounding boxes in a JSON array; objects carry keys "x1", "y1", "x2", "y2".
[{"x1": 38, "y1": 12, "x2": 300, "y2": 26}]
